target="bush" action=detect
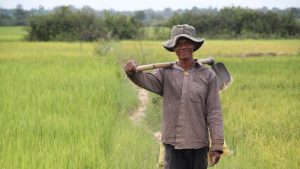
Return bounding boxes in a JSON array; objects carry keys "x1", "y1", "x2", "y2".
[{"x1": 26, "y1": 6, "x2": 142, "y2": 41}]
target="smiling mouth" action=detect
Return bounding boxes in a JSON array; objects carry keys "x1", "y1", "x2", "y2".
[
  {"x1": 179, "y1": 49, "x2": 189, "y2": 52},
  {"x1": 179, "y1": 51, "x2": 190, "y2": 55}
]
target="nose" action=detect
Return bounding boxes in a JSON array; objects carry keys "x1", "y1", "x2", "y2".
[
  {"x1": 177, "y1": 43, "x2": 189, "y2": 50},
  {"x1": 178, "y1": 43, "x2": 187, "y2": 48}
]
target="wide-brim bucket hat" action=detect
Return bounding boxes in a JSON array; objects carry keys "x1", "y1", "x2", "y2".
[{"x1": 163, "y1": 24, "x2": 204, "y2": 52}]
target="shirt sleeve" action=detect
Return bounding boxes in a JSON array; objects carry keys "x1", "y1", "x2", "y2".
[
  {"x1": 206, "y1": 69, "x2": 224, "y2": 153},
  {"x1": 126, "y1": 69, "x2": 163, "y2": 95}
]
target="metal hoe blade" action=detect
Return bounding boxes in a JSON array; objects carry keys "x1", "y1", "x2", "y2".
[{"x1": 211, "y1": 62, "x2": 233, "y2": 92}]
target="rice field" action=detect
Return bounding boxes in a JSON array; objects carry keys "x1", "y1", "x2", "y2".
[
  {"x1": 0, "y1": 27, "x2": 299, "y2": 169},
  {"x1": 0, "y1": 26, "x2": 27, "y2": 42}
]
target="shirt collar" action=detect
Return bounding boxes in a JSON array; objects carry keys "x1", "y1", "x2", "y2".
[{"x1": 171, "y1": 59, "x2": 204, "y2": 71}]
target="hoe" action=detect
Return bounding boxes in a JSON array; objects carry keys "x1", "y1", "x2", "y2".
[{"x1": 136, "y1": 56, "x2": 233, "y2": 91}]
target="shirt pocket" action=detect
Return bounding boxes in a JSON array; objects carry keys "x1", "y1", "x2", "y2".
[{"x1": 189, "y1": 77, "x2": 207, "y2": 102}]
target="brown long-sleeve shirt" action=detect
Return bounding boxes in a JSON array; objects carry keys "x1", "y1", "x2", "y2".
[{"x1": 127, "y1": 61, "x2": 224, "y2": 152}]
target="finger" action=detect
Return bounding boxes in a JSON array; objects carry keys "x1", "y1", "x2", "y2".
[
  {"x1": 124, "y1": 62, "x2": 130, "y2": 71},
  {"x1": 208, "y1": 152, "x2": 215, "y2": 167},
  {"x1": 213, "y1": 156, "x2": 220, "y2": 165},
  {"x1": 129, "y1": 61, "x2": 137, "y2": 71},
  {"x1": 124, "y1": 64, "x2": 131, "y2": 72},
  {"x1": 132, "y1": 64, "x2": 137, "y2": 72},
  {"x1": 125, "y1": 61, "x2": 133, "y2": 69},
  {"x1": 128, "y1": 60, "x2": 136, "y2": 65},
  {"x1": 125, "y1": 61, "x2": 137, "y2": 74},
  {"x1": 211, "y1": 153, "x2": 221, "y2": 166},
  {"x1": 211, "y1": 156, "x2": 216, "y2": 166}
]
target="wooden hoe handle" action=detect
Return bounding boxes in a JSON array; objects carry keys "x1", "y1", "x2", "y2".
[{"x1": 136, "y1": 57, "x2": 214, "y2": 72}]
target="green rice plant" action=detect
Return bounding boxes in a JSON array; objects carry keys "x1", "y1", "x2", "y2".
[
  {"x1": 0, "y1": 26, "x2": 26, "y2": 42},
  {"x1": 214, "y1": 56, "x2": 300, "y2": 169},
  {"x1": 0, "y1": 41, "x2": 158, "y2": 169}
]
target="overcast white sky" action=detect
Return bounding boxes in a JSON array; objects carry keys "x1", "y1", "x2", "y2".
[{"x1": 1, "y1": 0, "x2": 300, "y2": 10}]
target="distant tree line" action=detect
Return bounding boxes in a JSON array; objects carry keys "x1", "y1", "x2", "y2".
[
  {"x1": 167, "y1": 7, "x2": 300, "y2": 38},
  {"x1": 1, "y1": 5, "x2": 299, "y2": 40},
  {"x1": 0, "y1": 4, "x2": 31, "y2": 25}
]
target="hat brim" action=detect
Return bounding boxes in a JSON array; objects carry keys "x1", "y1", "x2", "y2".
[{"x1": 163, "y1": 34, "x2": 204, "y2": 52}]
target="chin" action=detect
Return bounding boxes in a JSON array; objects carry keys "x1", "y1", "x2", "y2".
[{"x1": 179, "y1": 55, "x2": 192, "y2": 60}]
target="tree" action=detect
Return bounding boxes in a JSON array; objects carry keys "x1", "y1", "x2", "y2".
[
  {"x1": 134, "y1": 10, "x2": 146, "y2": 23},
  {"x1": 14, "y1": 4, "x2": 28, "y2": 25}
]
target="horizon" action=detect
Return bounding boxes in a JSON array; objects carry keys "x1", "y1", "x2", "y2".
[{"x1": 1, "y1": 0, "x2": 300, "y2": 11}]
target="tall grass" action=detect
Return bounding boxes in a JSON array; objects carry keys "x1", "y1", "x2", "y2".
[
  {"x1": 0, "y1": 42, "x2": 158, "y2": 169},
  {"x1": 215, "y1": 56, "x2": 300, "y2": 169}
]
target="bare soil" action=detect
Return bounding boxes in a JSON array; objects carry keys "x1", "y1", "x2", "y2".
[{"x1": 129, "y1": 88, "x2": 149, "y2": 124}]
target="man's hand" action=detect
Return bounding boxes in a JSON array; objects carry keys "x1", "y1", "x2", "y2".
[
  {"x1": 208, "y1": 151, "x2": 221, "y2": 167},
  {"x1": 124, "y1": 60, "x2": 137, "y2": 75}
]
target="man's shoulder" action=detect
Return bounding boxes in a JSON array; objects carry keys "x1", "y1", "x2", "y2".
[
  {"x1": 195, "y1": 64, "x2": 214, "y2": 73},
  {"x1": 193, "y1": 66, "x2": 217, "y2": 81}
]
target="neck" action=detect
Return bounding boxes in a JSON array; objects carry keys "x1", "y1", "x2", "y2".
[{"x1": 178, "y1": 57, "x2": 194, "y2": 70}]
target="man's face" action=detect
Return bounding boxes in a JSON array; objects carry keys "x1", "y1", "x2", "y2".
[{"x1": 174, "y1": 38, "x2": 194, "y2": 60}]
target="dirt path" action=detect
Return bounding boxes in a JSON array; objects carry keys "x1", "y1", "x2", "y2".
[
  {"x1": 129, "y1": 88, "x2": 161, "y2": 136},
  {"x1": 129, "y1": 88, "x2": 149, "y2": 124},
  {"x1": 129, "y1": 88, "x2": 162, "y2": 142}
]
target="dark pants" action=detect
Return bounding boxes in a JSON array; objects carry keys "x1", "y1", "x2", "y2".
[{"x1": 164, "y1": 144, "x2": 208, "y2": 169}]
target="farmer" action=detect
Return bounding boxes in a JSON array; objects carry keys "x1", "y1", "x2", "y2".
[{"x1": 124, "y1": 24, "x2": 224, "y2": 169}]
